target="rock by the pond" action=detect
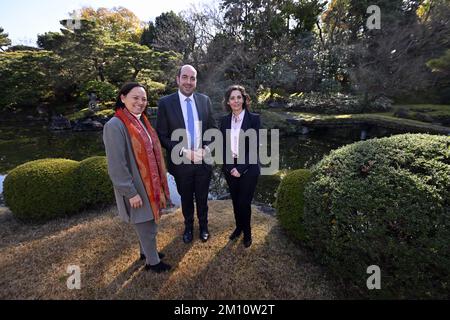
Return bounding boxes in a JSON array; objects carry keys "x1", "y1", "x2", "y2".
[
  {"x1": 73, "y1": 119, "x2": 104, "y2": 132},
  {"x1": 414, "y1": 113, "x2": 435, "y2": 123},
  {"x1": 216, "y1": 193, "x2": 231, "y2": 200},
  {"x1": 268, "y1": 101, "x2": 286, "y2": 109},
  {"x1": 36, "y1": 104, "x2": 49, "y2": 116},
  {"x1": 49, "y1": 115, "x2": 72, "y2": 130},
  {"x1": 394, "y1": 108, "x2": 410, "y2": 118},
  {"x1": 92, "y1": 115, "x2": 112, "y2": 125}
]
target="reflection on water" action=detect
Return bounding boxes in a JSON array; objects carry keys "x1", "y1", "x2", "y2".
[
  {"x1": 0, "y1": 123, "x2": 399, "y2": 205},
  {"x1": 0, "y1": 124, "x2": 106, "y2": 174},
  {"x1": 167, "y1": 173, "x2": 181, "y2": 206},
  {"x1": 0, "y1": 175, "x2": 4, "y2": 194},
  {"x1": 212, "y1": 132, "x2": 359, "y2": 204}
]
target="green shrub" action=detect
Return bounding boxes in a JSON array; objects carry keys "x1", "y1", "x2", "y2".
[
  {"x1": 75, "y1": 156, "x2": 114, "y2": 208},
  {"x1": 257, "y1": 87, "x2": 287, "y2": 105},
  {"x1": 67, "y1": 105, "x2": 115, "y2": 121},
  {"x1": 3, "y1": 159, "x2": 81, "y2": 220},
  {"x1": 79, "y1": 80, "x2": 118, "y2": 103},
  {"x1": 4, "y1": 156, "x2": 116, "y2": 221},
  {"x1": 94, "y1": 109, "x2": 115, "y2": 118},
  {"x1": 136, "y1": 78, "x2": 166, "y2": 107},
  {"x1": 275, "y1": 169, "x2": 312, "y2": 241},
  {"x1": 303, "y1": 134, "x2": 450, "y2": 298},
  {"x1": 67, "y1": 107, "x2": 95, "y2": 121}
]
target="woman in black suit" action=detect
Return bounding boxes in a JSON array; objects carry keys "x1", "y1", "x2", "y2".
[{"x1": 219, "y1": 85, "x2": 261, "y2": 248}]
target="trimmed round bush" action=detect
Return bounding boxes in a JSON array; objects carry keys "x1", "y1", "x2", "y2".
[
  {"x1": 75, "y1": 156, "x2": 114, "y2": 208},
  {"x1": 303, "y1": 134, "x2": 450, "y2": 299},
  {"x1": 275, "y1": 169, "x2": 312, "y2": 241},
  {"x1": 3, "y1": 159, "x2": 81, "y2": 221}
]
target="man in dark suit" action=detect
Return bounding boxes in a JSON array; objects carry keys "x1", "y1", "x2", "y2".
[{"x1": 156, "y1": 65, "x2": 216, "y2": 243}]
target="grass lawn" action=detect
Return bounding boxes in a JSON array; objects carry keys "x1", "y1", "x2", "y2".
[
  {"x1": 0, "y1": 201, "x2": 337, "y2": 300},
  {"x1": 392, "y1": 104, "x2": 450, "y2": 117},
  {"x1": 285, "y1": 104, "x2": 450, "y2": 134}
]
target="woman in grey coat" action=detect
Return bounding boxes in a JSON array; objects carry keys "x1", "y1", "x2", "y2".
[{"x1": 103, "y1": 82, "x2": 172, "y2": 273}]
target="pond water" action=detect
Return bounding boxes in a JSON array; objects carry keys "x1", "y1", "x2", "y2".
[{"x1": 0, "y1": 122, "x2": 400, "y2": 206}]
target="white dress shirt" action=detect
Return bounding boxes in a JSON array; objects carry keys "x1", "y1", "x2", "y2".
[
  {"x1": 230, "y1": 109, "x2": 245, "y2": 158},
  {"x1": 178, "y1": 90, "x2": 201, "y2": 150}
]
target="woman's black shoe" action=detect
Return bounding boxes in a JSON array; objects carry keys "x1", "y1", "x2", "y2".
[
  {"x1": 229, "y1": 229, "x2": 242, "y2": 240},
  {"x1": 140, "y1": 252, "x2": 165, "y2": 260},
  {"x1": 145, "y1": 261, "x2": 172, "y2": 273},
  {"x1": 243, "y1": 238, "x2": 252, "y2": 248}
]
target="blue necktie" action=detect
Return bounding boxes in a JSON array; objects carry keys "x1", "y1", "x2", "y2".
[{"x1": 186, "y1": 98, "x2": 195, "y2": 150}]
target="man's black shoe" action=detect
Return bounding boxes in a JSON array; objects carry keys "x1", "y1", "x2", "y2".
[
  {"x1": 200, "y1": 229, "x2": 210, "y2": 242},
  {"x1": 145, "y1": 261, "x2": 172, "y2": 273},
  {"x1": 183, "y1": 230, "x2": 193, "y2": 244},
  {"x1": 229, "y1": 228, "x2": 242, "y2": 241}
]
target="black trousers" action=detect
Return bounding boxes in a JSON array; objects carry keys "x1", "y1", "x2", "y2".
[
  {"x1": 174, "y1": 166, "x2": 212, "y2": 231},
  {"x1": 224, "y1": 172, "x2": 259, "y2": 240}
]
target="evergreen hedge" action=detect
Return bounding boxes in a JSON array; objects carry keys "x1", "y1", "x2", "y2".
[
  {"x1": 303, "y1": 134, "x2": 450, "y2": 298},
  {"x1": 275, "y1": 169, "x2": 312, "y2": 241},
  {"x1": 4, "y1": 156, "x2": 114, "y2": 221},
  {"x1": 4, "y1": 159, "x2": 80, "y2": 220}
]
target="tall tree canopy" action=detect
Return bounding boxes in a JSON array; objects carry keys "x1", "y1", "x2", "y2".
[
  {"x1": 0, "y1": 27, "x2": 11, "y2": 51},
  {"x1": 78, "y1": 7, "x2": 144, "y2": 42},
  {"x1": 0, "y1": 51, "x2": 60, "y2": 108}
]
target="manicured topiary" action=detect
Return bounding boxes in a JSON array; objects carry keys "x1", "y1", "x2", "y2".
[
  {"x1": 275, "y1": 169, "x2": 312, "y2": 241},
  {"x1": 75, "y1": 156, "x2": 114, "y2": 208},
  {"x1": 303, "y1": 134, "x2": 450, "y2": 299},
  {"x1": 3, "y1": 159, "x2": 81, "y2": 220}
]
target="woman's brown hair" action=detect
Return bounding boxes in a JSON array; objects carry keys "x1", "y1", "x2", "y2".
[{"x1": 222, "y1": 85, "x2": 251, "y2": 112}]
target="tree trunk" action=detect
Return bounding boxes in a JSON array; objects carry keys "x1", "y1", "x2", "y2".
[
  {"x1": 363, "y1": 92, "x2": 369, "y2": 107},
  {"x1": 98, "y1": 64, "x2": 105, "y2": 82}
]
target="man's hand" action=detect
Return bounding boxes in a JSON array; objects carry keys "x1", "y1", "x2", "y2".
[
  {"x1": 182, "y1": 148, "x2": 194, "y2": 161},
  {"x1": 193, "y1": 148, "x2": 205, "y2": 163},
  {"x1": 183, "y1": 148, "x2": 205, "y2": 163},
  {"x1": 230, "y1": 168, "x2": 241, "y2": 178},
  {"x1": 129, "y1": 194, "x2": 143, "y2": 209}
]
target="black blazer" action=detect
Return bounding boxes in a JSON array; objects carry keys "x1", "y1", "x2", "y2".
[
  {"x1": 156, "y1": 92, "x2": 216, "y2": 176},
  {"x1": 219, "y1": 111, "x2": 261, "y2": 177}
]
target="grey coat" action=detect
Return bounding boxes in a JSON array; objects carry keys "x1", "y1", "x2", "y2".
[{"x1": 103, "y1": 116, "x2": 154, "y2": 224}]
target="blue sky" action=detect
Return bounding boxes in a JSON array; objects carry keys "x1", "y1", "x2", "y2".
[{"x1": 0, "y1": 0, "x2": 213, "y2": 46}]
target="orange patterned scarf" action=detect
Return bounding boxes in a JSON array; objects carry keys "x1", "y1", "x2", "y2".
[{"x1": 115, "y1": 108, "x2": 170, "y2": 223}]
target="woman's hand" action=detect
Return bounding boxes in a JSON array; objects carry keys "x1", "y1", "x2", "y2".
[
  {"x1": 230, "y1": 168, "x2": 241, "y2": 178},
  {"x1": 129, "y1": 194, "x2": 143, "y2": 209}
]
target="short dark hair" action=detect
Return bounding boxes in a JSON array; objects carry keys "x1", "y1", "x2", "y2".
[
  {"x1": 115, "y1": 82, "x2": 148, "y2": 110},
  {"x1": 223, "y1": 85, "x2": 251, "y2": 112}
]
